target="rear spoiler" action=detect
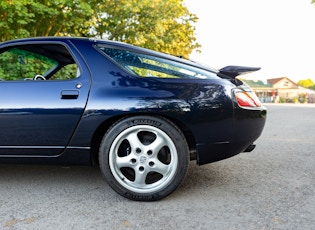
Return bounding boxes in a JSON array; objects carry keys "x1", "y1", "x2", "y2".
[{"x1": 218, "y1": 66, "x2": 261, "y2": 79}]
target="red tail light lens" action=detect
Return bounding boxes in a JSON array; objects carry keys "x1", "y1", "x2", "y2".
[{"x1": 235, "y1": 90, "x2": 261, "y2": 107}]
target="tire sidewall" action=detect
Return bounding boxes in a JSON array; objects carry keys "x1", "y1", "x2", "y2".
[{"x1": 99, "y1": 115, "x2": 189, "y2": 201}]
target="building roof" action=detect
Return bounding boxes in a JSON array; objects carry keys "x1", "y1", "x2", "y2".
[
  {"x1": 242, "y1": 79, "x2": 271, "y2": 88},
  {"x1": 267, "y1": 78, "x2": 283, "y2": 85},
  {"x1": 267, "y1": 77, "x2": 297, "y2": 87}
]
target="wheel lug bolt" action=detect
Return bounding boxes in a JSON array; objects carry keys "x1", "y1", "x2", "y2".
[{"x1": 136, "y1": 148, "x2": 141, "y2": 154}]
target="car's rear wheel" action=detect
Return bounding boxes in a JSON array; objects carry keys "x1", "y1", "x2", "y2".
[{"x1": 99, "y1": 116, "x2": 189, "y2": 201}]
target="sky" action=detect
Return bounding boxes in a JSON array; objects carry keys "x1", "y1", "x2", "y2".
[{"x1": 184, "y1": 0, "x2": 315, "y2": 83}]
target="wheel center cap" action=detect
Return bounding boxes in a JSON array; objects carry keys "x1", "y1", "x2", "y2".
[{"x1": 140, "y1": 156, "x2": 147, "y2": 164}]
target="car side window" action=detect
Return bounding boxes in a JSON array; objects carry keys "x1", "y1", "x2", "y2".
[
  {"x1": 97, "y1": 46, "x2": 219, "y2": 80},
  {"x1": 0, "y1": 44, "x2": 78, "y2": 81}
]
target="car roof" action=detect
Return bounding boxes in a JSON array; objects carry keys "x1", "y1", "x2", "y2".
[{"x1": 0, "y1": 37, "x2": 219, "y2": 73}]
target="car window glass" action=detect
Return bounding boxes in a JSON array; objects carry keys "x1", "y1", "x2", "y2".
[
  {"x1": 0, "y1": 44, "x2": 78, "y2": 81},
  {"x1": 97, "y1": 46, "x2": 218, "y2": 80},
  {"x1": 49, "y1": 63, "x2": 78, "y2": 80}
]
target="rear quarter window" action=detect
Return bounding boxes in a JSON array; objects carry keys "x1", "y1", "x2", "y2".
[{"x1": 97, "y1": 46, "x2": 218, "y2": 80}]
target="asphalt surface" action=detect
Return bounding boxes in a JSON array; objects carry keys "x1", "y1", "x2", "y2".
[{"x1": 0, "y1": 104, "x2": 314, "y2": 230}]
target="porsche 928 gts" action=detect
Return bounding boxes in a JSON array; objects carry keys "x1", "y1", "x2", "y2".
[{"x1": 0, "y1": 37, "x2": 266, "y2": 201}]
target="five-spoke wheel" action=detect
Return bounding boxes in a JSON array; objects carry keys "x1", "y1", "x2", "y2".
[{"x1": 99, "y1": 116, "x2": 189, "y2": 201}]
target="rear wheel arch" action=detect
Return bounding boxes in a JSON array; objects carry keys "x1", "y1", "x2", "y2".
[
  {"x1": 90, "y1": 115, "x2": 126, "y2": 165},
  {"x1": 90, "y1": 113, "x2": 196, "y2": 165}
]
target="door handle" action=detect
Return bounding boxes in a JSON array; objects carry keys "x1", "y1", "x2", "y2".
[{"x1": 61, "y1": 90, "x2": 79, "y2": 99}]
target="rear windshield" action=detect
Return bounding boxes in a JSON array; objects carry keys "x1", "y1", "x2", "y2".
[{"x1": 97, "y1": 46, "x2": 219, "y2": 80}]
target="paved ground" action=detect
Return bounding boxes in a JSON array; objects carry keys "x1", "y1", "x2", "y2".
[{"x1": 0, "y1": 104, "x2": 314, "y2": 230}]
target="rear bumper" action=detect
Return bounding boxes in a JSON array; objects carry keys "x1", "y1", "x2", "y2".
[
  {"x1": 196, "y1": 106, "x2": 266, "y2": 165},
  {"x1": 196, "y1": 142, "x2": 243, "y2": 164}
]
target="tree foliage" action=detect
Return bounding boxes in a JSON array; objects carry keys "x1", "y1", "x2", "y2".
[
  {"x1": 94, "y1": 0, "x2": 199, "y2": 57},
  {"x1": 297, "y1": 79, "x2": 315, "y2": 88},
  {"x1": 0, "y1": 0, "x2": 199, "y2": 58},
  {"x1": 0, "y1": 0, "x2": 94, "y2": 39}
]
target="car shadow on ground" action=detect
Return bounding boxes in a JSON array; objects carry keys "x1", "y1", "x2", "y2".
[
  {"x1": 0, "y1": 163, "x2": 227, "y2": 199},
  {"x1": 0, "y1": 155, "x2": 262, "y2": 203}
]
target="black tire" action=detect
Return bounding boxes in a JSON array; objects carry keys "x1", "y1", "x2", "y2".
[{"x1": 99, "y1": 115, "x2": 189, "y2": 201}]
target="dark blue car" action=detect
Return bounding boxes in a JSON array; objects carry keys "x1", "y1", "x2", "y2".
[{"x1": 0, "y1": 37, "x2": 266, "y2": 201}]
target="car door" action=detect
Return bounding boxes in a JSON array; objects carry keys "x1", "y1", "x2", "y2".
[{"x1": 0, "y1": 41, "x2": 90, "y2": 156}]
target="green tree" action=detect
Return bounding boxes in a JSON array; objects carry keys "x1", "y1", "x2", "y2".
[
  {"x1": 297, "y1": 79, "x2": 315, "y2": 88},
  {"x1": 0, "y1": 0, "x2": 199, "y2": 58},
  {"x1": 0, "y1": 0, "x2": 95, "y2": 40},
  {"x1": 94, "y1": 0, "x2": 199, "y2": 57}
]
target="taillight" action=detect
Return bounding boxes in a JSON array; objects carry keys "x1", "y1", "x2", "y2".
[{"x1": 235, "y1": 90, "x2": 261, "y2": 107}]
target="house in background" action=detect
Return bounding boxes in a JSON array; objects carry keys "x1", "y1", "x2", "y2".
[{"x1": 243, "y1": 77, "x2": 315, "y2": 103}]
